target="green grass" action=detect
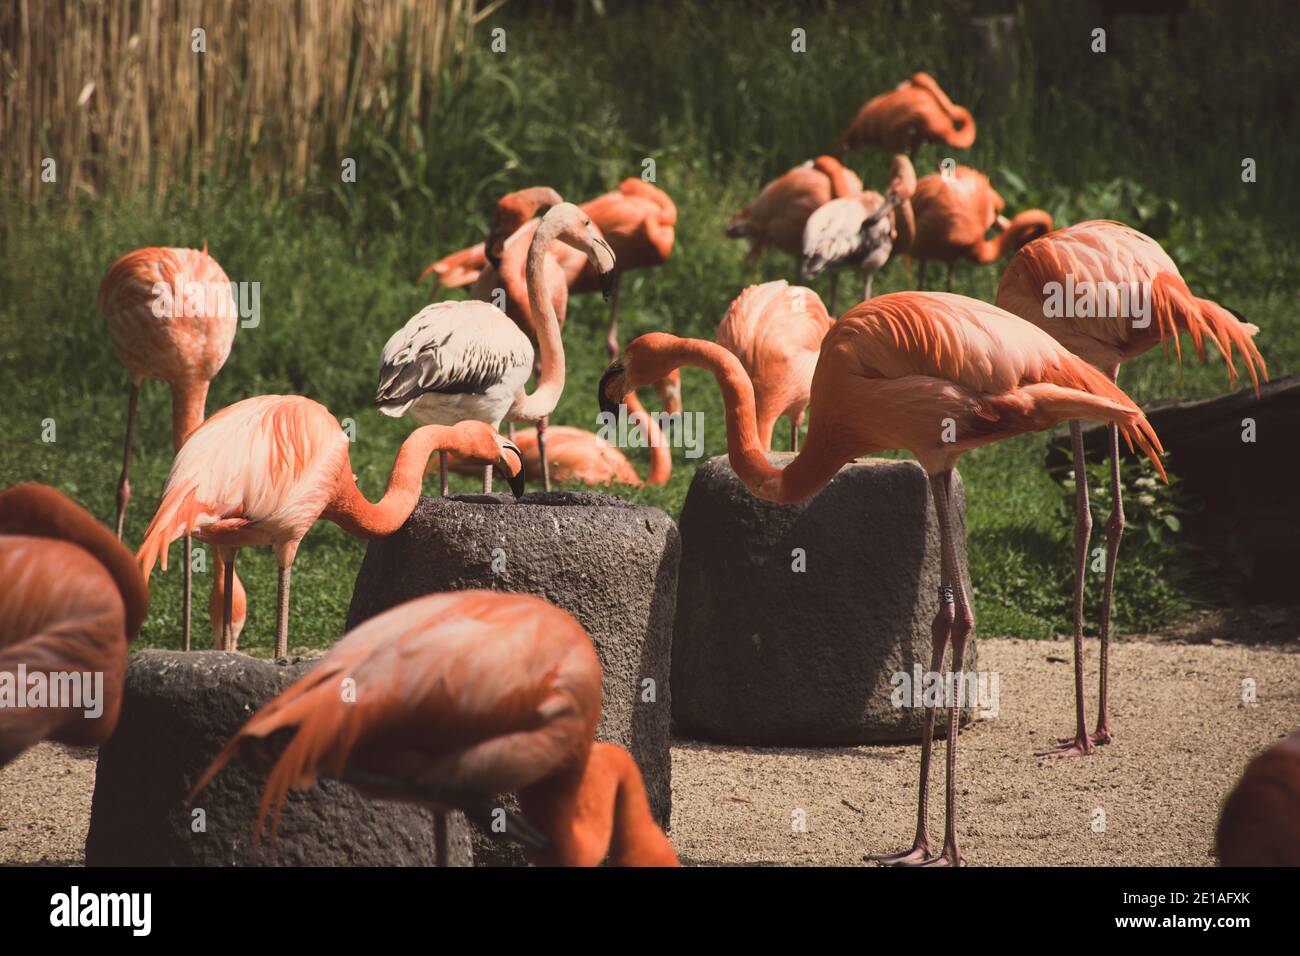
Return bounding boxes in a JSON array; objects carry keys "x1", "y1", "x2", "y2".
[{"x1": 2, "y1": 0, "x2": 1297, "y2": 654}]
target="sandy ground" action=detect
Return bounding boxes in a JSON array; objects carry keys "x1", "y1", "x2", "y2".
[{"x1": 3, "y1": 636, "x2": 1297, "y2": 867}]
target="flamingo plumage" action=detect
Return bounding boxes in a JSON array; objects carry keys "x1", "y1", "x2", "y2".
[
  {"x1": 909, "y1": 164, "x2": 1053, "y2": 291},
  {"x1": 136, "y1": 395, "x2": 523, "y2": 659},
  {"x1": 99, "y1": 245, "x2": 245, "y2": 650},
  {"x1": 995, "y1": 219, "x2": 1266, "y2": 757},
  {"x1": 189, "y1": 590, "x2": 679, "y2": 867},
  {"x1": 1216, "y1": 729, "x2": 1300, "y2": 866},
  {"x1": 801, "y1": 154, "x2": 918, "y2": 312},
  {"x1": 380, "y1": 203, "x2": 616, "y2": 493},
  {"x1": 835, "y1": 72, "x2": 976, "y2": 159},
  {"x1": 0, "y1": 484, "x2": 149, "y2": 767},
  {"x1": 601, "y1": 291, "x2": 1166, "y2": 865},
  {"x1": 715, "y1": 280, "x2": 835, "y2": 452}
]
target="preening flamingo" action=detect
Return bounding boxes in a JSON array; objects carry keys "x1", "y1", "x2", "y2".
[
  {"x1": 996, "y1": 219, "x2": 1266, "y2": 757},
  {"x1": 99, "y1": 246, "x2": 244, "y2": 650},
  {"x1": 714, "y1": 280, "x2": 834, "y2": 452},
  {"x1": 379, "y1": 203, "x2": 616, "y2": 493},
  {"x1": 601, "y1": 292, "x2": 1166, "y2": 865},
  {"x1": 726, "y1": 156, "x2": 863, "y2": 276},
  {"x1": 909, "y1": 164, "x2": 1053, "y2": 291},
  {"x1": 136, "y1": 395, "x2": 524, "y2": 659},
  {"x1": 189, "y1": 590, "x2": 679, "y2": 867},
  {"x1": 835, "y1": 72, "x2": 975, "y2": 159},
  {"x1": 1216, "y1": 729, "x2": 1300, "y2": 866},
  {"x1": 0, "y1": 484, "x2": 148, "y2": 767},
  {"x1": 801, "y1": 154, "x2": 917, "y2": 312},
  {"x1": 450, "y1": 388, "x2": 672, "y2": 488}
]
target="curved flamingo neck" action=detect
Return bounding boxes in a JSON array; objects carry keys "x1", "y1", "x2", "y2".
[
  {"x1": 324, "y1": 425, "x2": 456, "y2": 538},
  {"x1": 514, "y1": 218, "x2": 567, "y2": 421},
  {"x1": 892, "y1": 198, "x2": 916, "y2": 255},
  {"x1": 624, "y1": 391, "x2": 670, "y2": 485},
  {"x1": 978, "y1": 212, "x2": 1052, "y2": 263},
  {"x1": 170, "y1": 380, "x2": 209, "y2": 450},
  {"x1": 640, "y1": 337, "x2": 842, "y2": 503},
  {"x1": 814, "y1": 155, "x2": 859, "y2": 198}
]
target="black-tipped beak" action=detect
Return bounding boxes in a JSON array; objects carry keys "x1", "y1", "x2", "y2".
[
  {"x1": 598, "y1": 361, "x2": 625, "y2": 420},
  {"x1": 600, "y1": 267, "x2": 617, "y2": 301},
  {"x1": 500, "y1": 440, "x2": 526, "y2": 499}
]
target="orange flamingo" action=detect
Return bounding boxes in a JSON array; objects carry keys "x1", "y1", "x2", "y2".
[
  {"x1": 1216, "y1": 729, "x2": 1300, "y2": 866},
  {"x1": 996, "y1": 219, "x2": 1266, "y2": 757},
  {"x1": 715, "y1": 281, "x2": 834, "y2": 452},
  {"x1": 801, "y1": 154, "x2": 918, "y2": 311},
  {"x1": 909, "y1": 164, "x2": 1053, "y2": 291},
  {"x1": 0, "y1": 484, "x2": 149, "y2": 767},
  {"x1": 835, "y1": 72, "x2": 976, "y2": 159},
  {"x1": 600, "y1": 292, "x2": 1165, "y2": 865},
  {"x1": 136, "y1": 395, "x2": 524, "y2": 659},
  {"x1": 726, "y1": 156, "x2": 863, "y2": 276},
  {"x1": 100, "y1": 246, "x2": 245, "y2": 651},
  {"x1": 448, "y1": 389, "x2": 671, "y2": 487},
  {"x1": 189, "y1": 590, "x2": 679, "y2": 867}
]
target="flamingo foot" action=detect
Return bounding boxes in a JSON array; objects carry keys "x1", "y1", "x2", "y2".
[
  {"x1": 1090, "y1": 725, "x2": 1113, "y2": 746},
  {"x1": 866, "y1": 842, "x2": 932, "y2": 866},
  {"x1": 1037, "y1": 733, "x2": 1095, "y2": 758},
  {"x1": 918, "y1": 847, "x2": 962, "y2": 867}
]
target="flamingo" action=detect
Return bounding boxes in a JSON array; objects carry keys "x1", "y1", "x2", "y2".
[
  {"x1": 715, "y1": 280, "x2": 834, "y2": 452},
  {"x1": 834, "y1": 72, "x2": 976, "y2": 159},
  {"x1": 379, "y1": 203, "x2": 616, "y2": 494},
  {"x1": 995, "y1": 219, "x2": 1266, "y2": 757},
  {"x1": 99, "y1": 246, "x2": 244, "y2": 651},
  {"x1": 0, "y1": 484, "x2": 149, "y2": 767},
  {"x1": 909, "y1": 164, "x2": 1053, "y2": 291},
  {"x1": 136, "y1": 395, "x2": 524, "y2": 659},
  {"x1": 1216, "y1": 730, "x2": 1300, "y2": 866},
  {"x1": 189, "y1": 590, "x2": 680, "y2": 867},
  {"x1": 600, "y1": 292, "x2": 1166, "y2": 865},
  {"x1": 449, "y1": 388, "x2": 672, "y2": 488},
  {"x1": 725, "y1": 156, "x2": 863, "y2": 276},
  {"x1": 801, "y1": 154, "x2": 918, "y2": 312}
]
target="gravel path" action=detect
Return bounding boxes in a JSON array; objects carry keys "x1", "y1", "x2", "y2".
[{"x1": 3, "y1": 637, "x2": 1296, "y2": 866}]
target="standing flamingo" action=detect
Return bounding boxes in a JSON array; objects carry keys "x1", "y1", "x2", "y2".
[
  {"x1": 835, "y1": 72, "x2": 976, "y2": 159},
  {"x1": 726, "y1": 156, "x2": 863, "y2": 276},
  {"x1": 1216, "y1": 729, "x2": 1300, "y2": 866},
  {"x1": 99, "y1": 246, "x2": 244, "y2": 651},
  {"x1": 380, "y1": 203, "x2": 616, "y2": 494},
  {"x1": 996, "y1": 219, "x2": 1266, "y2": 757},
  {"x1": 715, "y1": 281, "x2": 835, "y2": 452},
  {"x1": 136, "y1": 396, "x2": 524, "y2": 659},
  {"x1": 189, "y1": 590, "x2": 679, "y2": 867},
  {"x1": 600, "y1": 292, "x2": 1165, "y2": 865},
  {"x1": 801, "y1": 155, "x2": 917, "y2": 311},
  {"x1": 0, "y1": 484, "x2": 149, "y2": 767},
  {"x1": 450, "y1": 388, "x2": 672, "y2": 488},
  {"x1": 909, "y1": 164, "x2": 1053, "y2": 291}
]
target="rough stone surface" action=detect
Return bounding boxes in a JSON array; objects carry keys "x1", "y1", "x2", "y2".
[
  {"x1": 346, "y1": 491, "x2": 678, "y2": 865},
  {"x1": 1046, "y1": 373, "x2": 1300, "y2": 603},
  {"x1": 85, "y1": 650, "x2": 473, "y2": 866},
  {"x1": 672, "y1": 455, "x2": 977, "y2": 746}
]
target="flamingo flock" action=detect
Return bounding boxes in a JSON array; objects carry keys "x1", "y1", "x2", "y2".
[{"x1": 2, "y1": 69, "x2": 1276, "y2": 868}]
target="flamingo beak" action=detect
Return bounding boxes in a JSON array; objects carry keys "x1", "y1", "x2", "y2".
[
  {"x1": 499, "y1": 439, "x2": 527, "y2": 499},
  {"x1": 598, "y1": 361, "x2": 625, "y2": 420}
]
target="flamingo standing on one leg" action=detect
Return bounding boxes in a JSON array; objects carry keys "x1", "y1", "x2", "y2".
[
  {"x1": 834, "y1": 73, "x2": 976, "y2": 160},
  {"x1": 600, "y1": 292, "x2": 1166, "y2": 865},
  {"x1": 909, "y1": 164, "x2": 1053, "y2": 292},
  {"x1": 996, "y1": 219, "x2": 1266, "y2": 757},
  {"x1": 99, "y1": 246, "x2": 245, "y2": 651},
  {"x1": 0, "y1": 484, "x2": 149, "y2": 767},
  {"x1": 725, "y1": 156, "x2": 863, "y2": 279},
  {"x1": 379, "y1": 203, "x2": 617, "y2": 494},
  {"x1": 1216, "y1": 729, "x2": 1300, "y2": 866},
  {"x1": 136, "y1": 396, "x2": 524, "y2": 659},
  {"x1": 715, "y1": 281, "x2": 834, "y2": 452},
  {"x1": 801, "y1": 155, "x2": 917, "y2": 312},
  {"x1": 189, "y1": 590, "x2": 679, "y2": 867}
]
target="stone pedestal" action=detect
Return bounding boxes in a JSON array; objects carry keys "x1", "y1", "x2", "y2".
[
  {"x1": 671, "y1": 455, "x2": 977, "y2": 746},
  {"x1": 346, "y1": 491, "x2": 678, "y2": 865}
]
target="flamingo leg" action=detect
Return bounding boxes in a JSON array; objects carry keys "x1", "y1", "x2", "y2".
[
  {"x1": 114, "y1": 382, "x2": 140, "y2": 540},
  {"x1": 275, "y1": 563, "x2": 292, "y2": 659},
  {"x1": 605, "y1": 271, "x2": 622, "y2": 359},
  {"x1": 790, "y1": 416, "x2": 800, "y2": 453},
  {"x1": 221, "y1": 548, "x2": 237, "y2": 653},
  {"x1": 917, "y1": 260, "x2": 927, "y2": 291},
  {"x1": 482, "y1": 465, "x2": 493, "y2": 494},
  {"x1": 183, "y1": 532, "x2": 193, "y2": 652},
  {"x1": 862, "y1": 271, "x2": 873, "y2": 302},
  {"x1": 1040, "y1": 421, "x2": 1095, "y2": 758},
  {"x1": 869, "y1": 471, "x2": 958, "y2": 866},
  {"x1": 439, "y1": 451, "x2": 449, "y2": 497},
  {"x1": 538, "y1": 416, "x2": 551, "y2": 492},
  {"x1": 1094, "y1": 412, "x2": 1124, "y2": 746}
]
